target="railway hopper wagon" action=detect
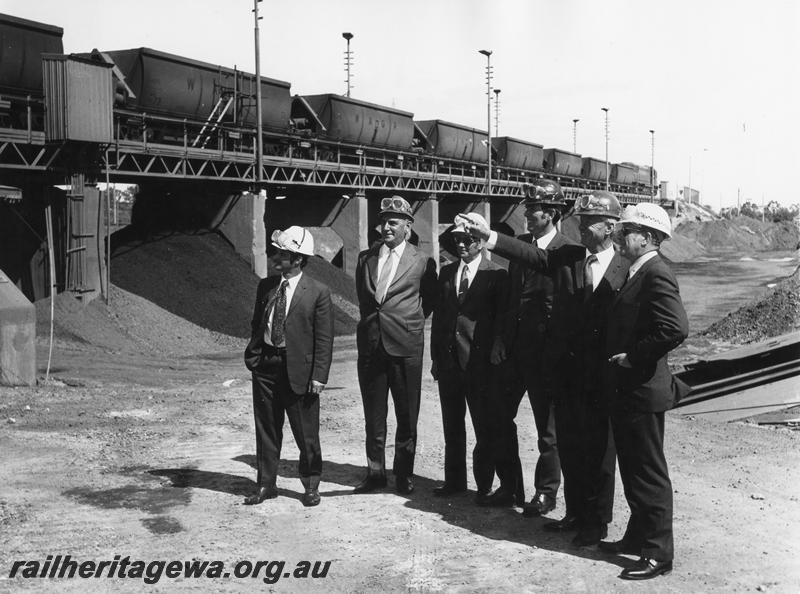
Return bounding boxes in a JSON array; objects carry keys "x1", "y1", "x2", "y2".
[
  {"x1": 291, "y1": 94, "x2": 414, "y2": 164},
  {"x1": 96, "y1": 47, "x2": 291, "y2": 148},
  {"x1": 0, "y1": 13, "x2": 63, "y2": 130},
  {"x1": 543, "y1": 148, "x2": 582, "y2": 177},
  {"x1": 492, "y1": 136, "x2": 544, "y2": 176}
]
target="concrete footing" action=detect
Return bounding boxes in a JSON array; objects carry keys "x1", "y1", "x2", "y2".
[{"x1": 0, "y1": 269, "x2": 36, "y2": 387}]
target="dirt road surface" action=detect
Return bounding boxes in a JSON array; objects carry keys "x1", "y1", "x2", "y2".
[{"x1": 1, "y1": 333, "x2": 799, "y2": 593}]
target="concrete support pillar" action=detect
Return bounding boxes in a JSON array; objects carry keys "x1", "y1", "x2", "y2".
[
  {"x1": 0, "y1": 269, "x2": 36, "y2": 386},
  {"x1": 413, "y1": 196, "x2": 440, "y2": 269},
  {"x1": 330, "y1": 194, "x2": 368, "y2": 277},
  {"x1": 215, "y1": 192, "x2": 267, "y2": 278}
]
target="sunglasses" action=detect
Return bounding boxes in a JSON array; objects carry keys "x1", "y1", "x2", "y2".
[{"x1": 452, "y1": 234, "x2": 477, "y2": 245}]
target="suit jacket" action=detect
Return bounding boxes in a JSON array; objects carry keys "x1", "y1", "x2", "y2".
[
  {"x1": 244, "y1": 273, "x2": 334, "y2": 395},
  {"x1": 492, "y1": 232, "x2": 628, "y2": 372},
  {"x1": 430, "y1": 256, "x2": 508, "y2": 372},
  {"x1": 355, "y1": 241, "x2": 437, "y2": 358},
  {"x1": 502, "y1": 231, "x2": 580, "y2": 364},
  {"x1": 605, "y1": 254, "x2": 689, "y2": 412}
]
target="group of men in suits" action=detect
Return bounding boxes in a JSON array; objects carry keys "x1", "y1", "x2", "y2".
[
  {"x1": 457, "y1": 187, "x2": 688, "y2": 580},
  {"x1": 241, "y1": 186, "x2": 687, "y2": 581}
]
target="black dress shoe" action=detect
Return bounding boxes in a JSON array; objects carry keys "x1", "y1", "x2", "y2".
[
  {"x1": 599, "y1": 539, "x2": 640, "y2": 556},
  {"x1": 353, "y1": 475, "x2": 387, "y2": 494},
  {"x1": 484, "y1": 488, "x2": 516, "y2": 507},
  {"x1": 433, "y1": 484, "x2": 467, "y2": 497},
  {"x1": 243, "y1": 487, "x2": 277, "y2": 505},
  {"x1": 396, "y1": 476, "x2": 414, "y2": 495},
  {"x1": 543, "y1": 515, "x2": 580, "y2": 532},
  {"x1": 301, "y1": 489, "x2": 321, "y2": 507},
  {"x1": 571, "y1": 524, "x2": 608, "y2": 548},
  {"x1": 619, "y1": 557, "x2": 673, "y2": 580},
  {"x1": 474, "y1": 491, "x2": 491, "y2": 506},
  {"x1": 522, "y1": 492, "x2": 556, "y2": 517}
]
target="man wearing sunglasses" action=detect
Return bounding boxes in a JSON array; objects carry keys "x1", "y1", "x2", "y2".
[
  {"x1": 353, "y1": 195, "x2": 437, "y2": 495},
  {"x1": 603, "y1": 203, "x2": 688, "y2": 580},
  {"x1": 430, "y1": 213, "x2": 507, "y2": 503},
  {"x1": 456, "y1": 188, "x2": 627, "y2": 548},
  {"x1": 243, "y1": 226, "x2": 334, "y2": 507}
]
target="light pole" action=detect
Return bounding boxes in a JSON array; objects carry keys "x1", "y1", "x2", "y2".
[
  {"x1": 342, "y1": 32, "x2": 354, "y2": 97},
  {"x1": 601, "y1": 107, "x2": 609, "y2": 190},
  {"x1": 479, "y1": 49, "x2": 493, "y2": 199},
  {"x1": 253, "y1": 0, "x2": 263, "y2": 184},
  {"x1": 572, "y1": 118, "x2": 579, "y2": 153},
  {"x1": 649, "y1": 129, "x2": 655, "y2": 200},
  {"x1": 493, "y1": 88, "x2": 501, "y2": 136}
]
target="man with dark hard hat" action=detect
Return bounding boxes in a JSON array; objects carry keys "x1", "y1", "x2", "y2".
[
  {"x1": 243, "y1": 226, "x2": 334, "y2": 507},
  {"x1": 354, "y1": 195, "x2": 437, "y2": 495},
  {"x1": 430, "y1": 213, "x2": 507, "y2": 502},
  {"x1": 602, "y1": 203, "x2": 688, "y2": 580},
  {"x1": 485, "y1": 180, "x2": 579, "y2": 513},
  {"x1": 457, "y1": 188, "x2": 627, "y2": 548}
]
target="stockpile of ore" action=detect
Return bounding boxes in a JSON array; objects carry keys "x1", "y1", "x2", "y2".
[
  {"x1": 110, "y1": 230, "x2": 358, "y2": 338},
  {"x1": 701, "y1": 265, "x2": 800, "y2": 344}
]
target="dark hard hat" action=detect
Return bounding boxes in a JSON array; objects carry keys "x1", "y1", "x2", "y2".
[
  {"x1": 523, "y1": 179, "x2": 566, "y2": 209},
  {"x1": 573, "y1": 190, "x2": 622, "y2": 219}
]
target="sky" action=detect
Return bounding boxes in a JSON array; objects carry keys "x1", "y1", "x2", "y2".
[{"x1": 5, "y1": 0, "x2": 799, "y2": 208}]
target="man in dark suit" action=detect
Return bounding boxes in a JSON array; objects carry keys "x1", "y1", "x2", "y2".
[
  {"x1": 243, "y1": 226, "x2": 334, "y2": 507},
  {"x1": 457, "y1": 189, "x2": 627, "y2": 548},
  {"x1": 430, "y1": 213, "x2": 507, "y2": 502},
  {"x1": 602, "y1": 203, "x2": 689, "y2": 580},
  {"x1": 354, "y1": 195, "x2": 437, "y2": 495},
  {"x1": 486, "y1": 181, "x2": 579, "y2": 514}
]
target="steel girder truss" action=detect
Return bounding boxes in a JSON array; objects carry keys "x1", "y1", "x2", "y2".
[{"x1": 0, "y1": 132, "x2": 654, "y2": 204}]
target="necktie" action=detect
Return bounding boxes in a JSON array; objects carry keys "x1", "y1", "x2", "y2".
[
  {"x1": 457, "y1": 264, "x2": 469, "y2": 303},
  {"x1": 583, "y1": 254, "x2": 597, "y2": 300},
  {"x1": 375, "y1": 249, "x2": 394, "y2": 303},
  {"x1": 270, "y1": 279, "x2": 289, "y2": 346}
]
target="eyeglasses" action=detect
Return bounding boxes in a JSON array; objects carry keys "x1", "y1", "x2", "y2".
[{"x1": 380, "y1": 197, "x2": 409, "y2": 211}]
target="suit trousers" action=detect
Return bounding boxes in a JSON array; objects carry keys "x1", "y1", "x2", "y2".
[
  {"x1": 555, "y1": 388, "x2": 615, "y2": 528},
  {"x1": 251, "y1": 350, "x2": 322, "y2": 490},
  {"x1": 494, "y1": 350, "x2": 559, "y2": 501},
  {"x1": 437, "y1": 362, "x2": 495, "y2": 493},
  {"x1": 611, "y1": 408, "x2": 674, "y2": 561},
  {"x1": 357, "y1": 342, "x2": 422, "y2": 478}
]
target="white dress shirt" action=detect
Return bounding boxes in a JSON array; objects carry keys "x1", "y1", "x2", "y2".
[
  {"x1": 375, "y1": 240, "x2": 407, "y2": 302},
  {"x1": 533, "y1": 227, "x2": 557, "y2": 249},
  {"x1": 584, "y1": 243, "x2": 615, "y2": 292},
  {"x1": 455, "y1": 253, "x2": 482, "y2": 294},
  {"x1": 264, "y1": 272, "x2": 302, "y2": 346},
  {"x1": 626, "y1": 250, "x2": 659, "y2": 281}
]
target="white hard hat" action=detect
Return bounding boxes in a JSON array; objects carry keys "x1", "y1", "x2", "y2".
[
  {"x1": 452, "y1": 212, "x2": 488, "y2": 234},
  {"x1": 271, "y1": 226, "x2": 315, "y2": 255},
  {"x1": 619, "y1": 203, "x2": 672, "y2": 238}
]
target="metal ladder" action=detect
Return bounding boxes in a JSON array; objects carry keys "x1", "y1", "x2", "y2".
[{"x1": 191, "y1": 95, "x2": 234, "y2": 149}]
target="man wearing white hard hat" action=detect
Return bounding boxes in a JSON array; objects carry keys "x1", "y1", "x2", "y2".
[
  {"x1": 429, "y1": 213, "x2": 507, "y2": 502},
  {"x1": 603, "y1": 203, "x2": 689, "y2": 580},
  {"x1": 243, "y1": 226, "x2": 334, "y2": 507}
]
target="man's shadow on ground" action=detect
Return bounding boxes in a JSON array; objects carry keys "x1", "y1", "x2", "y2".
[{"x1": 149, "y1": 456, "x2": 628, "y2": 569}]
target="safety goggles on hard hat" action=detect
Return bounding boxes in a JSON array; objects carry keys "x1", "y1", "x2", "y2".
[
  {"x1": 380, "y1": 197, "x2": 408, "y2": 211},
  {"x1": 577, "y1": 195, "x2": 607, "y2": 211},
  {"x1": 271, "y1": 228, "x2": 308, "y2": 251}
]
